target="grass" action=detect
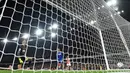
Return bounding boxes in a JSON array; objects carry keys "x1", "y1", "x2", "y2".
[{"x1": 0, "y1": 70, "x2": 130, "y2": 73}]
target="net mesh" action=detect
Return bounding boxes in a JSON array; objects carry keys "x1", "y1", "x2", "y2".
[{"x1": 0, "y1": 0, "x2": 130, "y2": 72}]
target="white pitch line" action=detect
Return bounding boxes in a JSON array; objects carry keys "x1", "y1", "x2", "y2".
[{"x1": 107, "y1": 72, "x2": 130, "y2": 73}]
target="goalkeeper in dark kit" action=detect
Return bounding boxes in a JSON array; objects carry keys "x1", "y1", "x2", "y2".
[{"x1": 17, "y1": 39, "x2": 33, "y2": 70}]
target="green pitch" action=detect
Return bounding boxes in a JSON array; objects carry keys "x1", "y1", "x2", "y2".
[{"x1": 0, "y1": 70, "x2": 130, "y2": 73}]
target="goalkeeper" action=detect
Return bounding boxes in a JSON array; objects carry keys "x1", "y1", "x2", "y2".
[
  {"x1": 57, "y1": 49, "x2": 63, "y2": 70},
  {"x1": 17, "y1": 39, "x2": 32, "y2": 69}
]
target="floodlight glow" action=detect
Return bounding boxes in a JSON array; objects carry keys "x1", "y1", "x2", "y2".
[
  {"x1": 107, "y1": 1, "x2": 112, "y2": 6},
  {"x1": 98, "y1": 7, "x2": 100, "y2": 10},
  {"x1": 73, "y1": 17, "x2": 76, "y2": 20},
  {"x1": 117, "y1": 11, "x2": 121, "y2": 15},
  {"x1": 112, "y1": 0, "x2": 117, "y2": 6},
  {"x1": 49, "y1": 27, "x2": 52, "y2": 30},
  {"x1": 41, "y1": 36, "x2": 45, "y2": 39},
  {"x1": 90, "y1": 21, "x2": 94, "y2": 24},
  {"x1": 121, "y1": 10, "x2": 124, "y2": 13},
  {"x1": 52, "y1": 23, "x2": 58, "y2": 29},
  {"x1": 3, "y1": 39, "x2": 8, "y2": 43},
  {"x1": 102, "y1": 5, "x2": 104, "y2": 8},
  {"x1": 51, "y1": 33, "x2": 56, "y2": 38},
  {"x1": 114, "y1": 7, "x2": 118, "y2": 11},
  {"x1": 107, "y1": 0, "x2": 117, "y2": 6},
  {"x1": 71, "y1": 28, "x2": 75, "y2": 31},
  {"x1": 49, "y1": 23, "x2": 58, "y2": 30},
  {"x1": 12, "y1": 37, "x2": 18, "y2": 41},
  {"x1": 22, "y1": 33, "x2": 30, "y2": 39},
  {"x1": 90, "y1": 20, "x2": 96, "y2": 25},
  {"x1": 35, "y1": 29, "x2": 43, "y2": 36}
]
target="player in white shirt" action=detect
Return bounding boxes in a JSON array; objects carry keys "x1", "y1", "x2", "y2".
[{"x1": 66, "y1": 56, "x2": 71, "y2": 70}]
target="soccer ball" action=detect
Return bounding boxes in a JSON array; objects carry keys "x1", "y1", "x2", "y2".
[{"x1": 117, "y1": 62, "x2": 124, "y2": 67}]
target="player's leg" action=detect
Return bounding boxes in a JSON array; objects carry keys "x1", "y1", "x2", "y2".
[
  {"x1": 18, "y1": 58, "x2": 22, "y2": 69},
  {"x1": 58, "y1": 62, "x2": 61, "y2": 69},
  {"x1": 26, "y1": 59, "x2": 32, "y2": 70},
  {"x1": 66, "y1": 64, "x2": 69, "y2": 70},
  {"x1": 66, "y1": 63, "x2": 71, "y2": 70},
  {"x1": 58, "y1": 61, "x2": 64, "y2": 70},
  {"x1": 25, "y1": 57, "x2": 33, "y2": 70},
  {"x1": 18, "y1": 57, "x2": 25, "y2": 69},
  {"x1": 57, "y1": 58, "x2": 61, "y2": 69},
  {"x1": 69, "y1": 64, "x2": 71, "y2": 70}
]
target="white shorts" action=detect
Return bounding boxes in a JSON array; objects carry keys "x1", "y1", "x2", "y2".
[{"x1": 67, "y1": 63, "x2": 71, "y2": 66}]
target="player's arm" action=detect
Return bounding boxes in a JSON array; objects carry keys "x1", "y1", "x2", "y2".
[
  {"x1": 56, "y1": 51, "x2": 59, "y2": 61},
  {"x1": 61, "y1": 52, "x2": 63, "y2": 60},
  {"x1": 21, "y1": 39, "x2": 27, "y2": 52}
]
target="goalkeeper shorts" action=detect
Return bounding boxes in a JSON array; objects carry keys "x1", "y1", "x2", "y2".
[{"x1": 18, "y1": 57, "x2": 29, "y2": 64}]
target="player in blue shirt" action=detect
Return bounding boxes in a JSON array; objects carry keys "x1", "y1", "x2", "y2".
[{"x1": 57, "y1": 49, "x2": 63, "y2": 69}]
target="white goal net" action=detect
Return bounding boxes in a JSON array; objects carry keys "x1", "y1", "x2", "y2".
[{"x1": 0, "y1": 0, "x2": 130, "y2": 72}]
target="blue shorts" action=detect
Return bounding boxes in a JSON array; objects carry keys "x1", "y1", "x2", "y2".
[{"x1": 58, "y1": 59, "x2": 63, "y2": 63}]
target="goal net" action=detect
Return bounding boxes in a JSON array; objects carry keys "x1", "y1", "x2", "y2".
[{"x1": 0, "y1": 0, "x2": 130, "y2": 72}]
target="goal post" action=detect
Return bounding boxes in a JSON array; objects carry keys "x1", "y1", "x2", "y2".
[
  {"x1": 99, "y1": 30, "x2": 110, "y2": 70},
  {"x1": 0, "y1": 0, "x2": 8, "y2": 21}
]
